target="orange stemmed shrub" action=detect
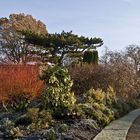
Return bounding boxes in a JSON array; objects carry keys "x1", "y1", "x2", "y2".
[{"x1": 0, "y1": 65, "x2": 44, "y2": 102}]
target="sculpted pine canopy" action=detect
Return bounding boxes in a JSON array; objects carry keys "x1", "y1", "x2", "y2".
[{"x1": 0, "y1": 13, "x2": 103, "y2": 65}]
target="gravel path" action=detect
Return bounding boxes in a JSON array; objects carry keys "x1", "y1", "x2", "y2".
[
  {"x1": 126, "y1": 115, "x2": 140, "y2": 140},
  {"x1": 93, "y1": 109, "x2": 140, "y2": 140}
]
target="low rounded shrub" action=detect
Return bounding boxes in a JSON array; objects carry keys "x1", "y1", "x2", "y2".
[
  {"x1": 58, "y1": 124, "x2": 69, "y2": 133},
  {"x1": 9, "y1": 127, "x2": 23, "y2": 138},
  {"x1": 113, "y1": 99, "x2": 132, "y2": 116},
  {"x1": 85, "y1": 88, "x2": 105, "y2": 104},
  {"x1": 128, "y1": 99, "x2": 140, "y2": 109},
  {"x1": 66, "y1": 104, "x2": 86, "y2": 119},
  {"x1": 27, "y1": 108, "x2": 52, "y2": 129},
  {"x1": 47, "y1": 128, "x2": 57, "y2": 140}
]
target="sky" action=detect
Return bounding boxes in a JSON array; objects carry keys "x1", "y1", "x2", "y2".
[{"x1": 0, "y1": 0, "x2": 140, "y2": 55}]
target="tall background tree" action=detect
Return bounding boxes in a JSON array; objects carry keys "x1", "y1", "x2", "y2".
[
  {"x1": 23, "y1": 30, "x2": 103, "y2": 65},
  {"x1": 0, "y1": 13, "x2": 48, "y2": 64},
  {"x1": 0, "y1": 13, "x2": 103, "y2": 65}
]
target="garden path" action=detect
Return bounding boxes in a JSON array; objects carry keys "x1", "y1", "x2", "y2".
[
  {"x1": 93, "y1": 108, "x2": 140, "y2": 140},
  {"x1": 126, "y1": 114, "x2": 140, "y2": 140}
]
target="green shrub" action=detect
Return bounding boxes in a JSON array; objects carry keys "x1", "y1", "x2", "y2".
[
  {"x1": 0, "y1": 118, "x2": 23, "y2": 138},
  {"x1": 9, "y1": 127, "x2": 23, "y2": 138},
  {"x1": 28, "y1": 108, "x2": 39, "y2": 123},
  {"x1": 83, "y1": 51, "x2": 94, "y2": 64},
  {"x1": 79, "y1": 103, "x2": 103, "y2": 123},
  {"x1": 106, "y1": 86, "x2": 116, "y2": 105},
  {"x1": 83, "y1": 51, "x2": 98, "y2": 64},
  {"x1": 40, "y1": 66, "x2": 76, "y2": 117},
  {"x1": 100, "y1": 114, "x2": 110, "y2": 125},
  {"x1": 79, "y1": 103, "x2": 94, "y2": 117},
  {"x1": 27, "y1": 108, "x2": 52, "y2": 129},
  {"x1": 103, "y1": 108, "x2": 114, "y2": 120},
  {"x1": 91, "y1": 109, "x2": 114, "y2": 126},
  {"x1": 65, "y1": 104, "x2": 86, "y2": 119},
  {"x1": 111, "y1": 108, "x2": 120, "y2": 118},
  {"x1": 38, "y1": 110, "x2": 53, "y2": 126},
  {"x1": 93, "y1": 51, "x2": 99, "y2": 64},
  {"x1": 113, "y1": 99, "x2": 132, "y2": 116},
  {"x1": 79, "y1": 99, "x2": 115, "y2": 125},
  {"x1": 128, "y1": 99, "x2": 140, "y2": 109},
  {"x1": 122, "y1": 102, "x2": 132, "y2": 113},
  {"x1": 92, "y1": 103, "x2": 105, "y2": 111},
  {"x1": 6, "y1": 93, "x2": 31, "y2": 112},
  {"x1": 58, "y1": 124, "x2": 69, "y2": 133},
  {"x1": 85, "y1": 88, "x2": 105, "y2": 104},
  {"x1": 47, "y1": 129, "x2": 57, "y2": 140},
  {"x1": 0, "y1": 118, "x2": 15, "y2": 132},
  {"x1": 91, "y1": 109, "x2": 103, "y2": 122}
]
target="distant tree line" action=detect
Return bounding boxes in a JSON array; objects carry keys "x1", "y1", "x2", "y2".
[{"x1": 100, "y1": 46, "x2": 140, "y2": 74}]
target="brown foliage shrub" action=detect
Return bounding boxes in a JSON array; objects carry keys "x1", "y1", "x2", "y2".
[
  {"x1": 0, "y1": 65, "x2": 44, "y2": 102},
  {"x1": 69, "y1": 64, "x2": 110, "y2": 95},
  {"x1": 69, "y1": 63, "x2": 140, "y2": 99}
]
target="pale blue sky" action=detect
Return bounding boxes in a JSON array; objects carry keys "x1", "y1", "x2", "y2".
[{"x1": 0, "y1": 0, "x2": 140, "y2": 55}]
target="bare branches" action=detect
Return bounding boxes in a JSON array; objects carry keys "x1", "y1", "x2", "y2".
[{"x1": 125, "y1": 45, "x2": 140, "y2": 73}]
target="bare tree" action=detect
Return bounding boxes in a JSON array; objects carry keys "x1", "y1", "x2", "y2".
[
  {"x1": 125, "y1": 45, "x2": 140, "y2": 73},
  {"x1": 100, "y1": 46, "x2": 112, "y2": 65},
  {"x1": 99, "y1": 48, "x2": 140, "y2": 98},
  {"x1": 100, "y1": 47, "x2": 127, "y2": 65},
  {"x1": 0, "y1": 13, "x2": 48, "y2": 64},
  {"x1": 0, "y1": 27, "x2": 32, "y2": 64}
]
